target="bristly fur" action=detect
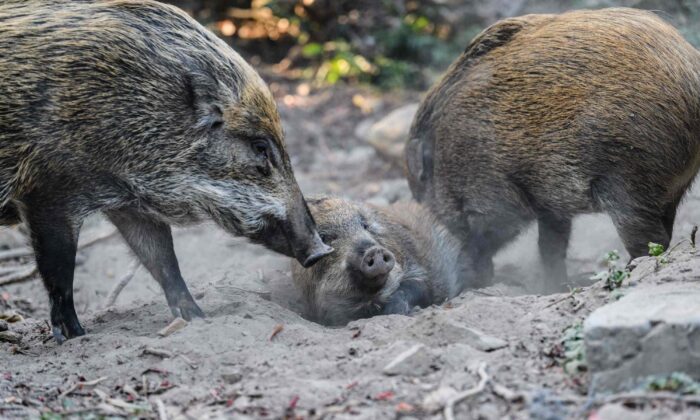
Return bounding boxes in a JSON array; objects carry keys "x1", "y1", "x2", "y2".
[
  {"x1": 292, "y1": 197, "x2": 463, "y2": 326},
  {"x1": 406, "y1": 8, "x2": 700, "y2": 291},
  {"x1": 0, "y1": 0, "x2": 324, "y2": 343},
  {"x1": 0, "y1": 0, "x2": 292, "y2": 233}
]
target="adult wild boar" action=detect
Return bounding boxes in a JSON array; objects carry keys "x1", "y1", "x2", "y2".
[
  {"x1": 406, "y1": 8, "x2": 700, "y2": 290},
  {"x1": 0, "y1": 0, "x2": 332, "y2": 343},
  {"x1": 293, "y1": 197, "x2": 462, "y2": 326}
]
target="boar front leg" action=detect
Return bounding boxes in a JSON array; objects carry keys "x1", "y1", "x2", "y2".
[
  {"x1": 25, "y1": 204, "x2": 84, "y2": 344},
  {"x1": 382, "y1": 279, "x2": 432, "y2": 316},
  {"x1": 106, "y1": 209, "x2": 204, "y2": 320}
]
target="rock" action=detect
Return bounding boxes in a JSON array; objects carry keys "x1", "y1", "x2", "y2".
[
  {"x1": 441, "y1": 320, "x2": 508, "y2": 352},
  {"x1": 221, "y1": 371, "x2": 243, "y2": 384},
  {"x1": 0, "y1": 330, "x2": 22, "y2": 344},
  {"x1": 382, "y1": 343, "x2": 433, "y2": 376},
  {"x1": 421, "y1": 386, "x2": 458, "y2": 413},
  {"x1": 0, "y1": 320, "x2": 7, "y2": 332},
  {"x1": 158, "y1": 317, "x2": 188, "y2": 337},
  {"x1": 584, "y1": 282, "x2": 700, "y2": 393},
  {"x1": 364, "y1": 104, "x2": 419, "y2": 170}
]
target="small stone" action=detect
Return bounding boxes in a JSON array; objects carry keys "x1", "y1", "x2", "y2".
[
  {"x1": 441, "y1": 320, "x2": 508, "y2": 351},
  {"x1": 0, "y1": 320, "x2": 8, "y2": 332},
  {"x1": 221, "y1": 372, "x2": 242, "y2": 384},
  {"x1": 383, "y1": 344, "x2": 433, "y2": 376},
  {"x1": 0, "y1": 330, "x2": 22, "y2": 344},
  {"x1": 158, "y1": 317, "x2": 187, "y2": 337},
  {"x1": 421, "y1": 386, "x2": 458, "y2": 413},
  {"x1": 363, "y1": 103, "x2": 419, "y2": 170}
]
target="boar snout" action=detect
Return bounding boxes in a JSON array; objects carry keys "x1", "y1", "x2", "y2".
[
  {"x1": 251, "y1": 199, "x2": 333, "y2": 267},
  {"x1": 349, "y1": 244, "x2": 395, "y2": 288}
]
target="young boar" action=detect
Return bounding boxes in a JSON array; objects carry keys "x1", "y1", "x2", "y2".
[
  {"x1": 406, "y1": 8, "x2": 700, "y2": 291},
  {"x1": 292, "y1": 197, "x2": 462, "y2": 326},
  {"x1": 0, "y1": 0, "x2": 331, "y2": 343}
]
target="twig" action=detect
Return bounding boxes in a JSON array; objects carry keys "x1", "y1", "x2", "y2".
[
  {"x1": 142, "y1": 347, "x2": 173, "y2": 358},
  {"x1": 154, "y1": 398, "x2": 168, "y2": 420},
  {"x1": 269, "y1": 324, "x2": 284, "y2": 341},
  {"x1": 0, "y1": 247, "x2": 32, "y2": 262},
  {"x1": 544, "y1": 288, "x2": 581, "y2": 309},
  {"x1": 59, "y1": 376, "x2": 109, "y2": 399},
  {"x1": 78, "y1": 228, "x2": 118, "y2": 249},
  {"x1": 0, "y1": 265, "x2": 38, "y2": 286},
  {"x1": 105, "y1": 260, "x2": 141, "y2": 307},
  {"x1": 692, "y1": 226, "x2": 698, "y2": 248},
  {"x1": 444, "y1": 363, "x2": 489, "y2": 420},
  {"x1": 0, "y1": 228, "x2": 118, "y2": 286}
]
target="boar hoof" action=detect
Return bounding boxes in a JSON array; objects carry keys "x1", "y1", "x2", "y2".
[
  {"x1": 169, "y1": 298, "x2": 205, "y2": 321},
  {"x1": 51, "y1": 321, "x2": 85, "y2": 345}
]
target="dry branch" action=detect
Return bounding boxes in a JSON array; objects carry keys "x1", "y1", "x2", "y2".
[
  {"x1": 0, "y1": 228, "x2": 118, "y2": 286},
  {"x1": 105, "y1": 260, "x2": 141, "y2": 307},
  {"x1": 444, "y1": 363, "x2": 489, "y2": 420}
]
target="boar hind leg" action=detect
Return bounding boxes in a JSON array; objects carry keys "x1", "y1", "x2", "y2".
[
  {"x1": 25, "y1": 206, "x2": 84, "y2": 344},
  {"x1": 107, "y1": 209, "x2": 205, "y2": 320},
  {"x1": 595, "y1": 181, "x2": 671, "y2": 259},
  {"x1": 537, "y1": 214, "x2": 572, "y2": 292}
]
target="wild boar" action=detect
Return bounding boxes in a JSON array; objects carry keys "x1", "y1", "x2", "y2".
[
  {"x1": 0, "y1": 0, "x2": 331, "y2": 342},
  {"x1": 406, "y1": 8, "x2": 700, "y2": 290},
  {"x1": 292, "y1": 197, "x2": 462, "y2": 326}
]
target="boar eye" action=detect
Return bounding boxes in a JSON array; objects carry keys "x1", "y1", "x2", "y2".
[
  {"x1": 252, "y1": 139, "x2": 270, "y2": 160},
  {"x1": 320, "y1": 232, "x2": 337, "y2": 243}
]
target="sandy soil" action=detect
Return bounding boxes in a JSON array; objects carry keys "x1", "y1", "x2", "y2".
[{"x1": 1, "y1": 83, "x2": 700, "y2": 419}]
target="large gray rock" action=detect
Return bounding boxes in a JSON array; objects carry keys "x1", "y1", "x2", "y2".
[
  {"x1": 363, "y1": 104, "x2": 419, "y2": 170},
  {"x1": 584, "y1": 282, "x2": 700, "y2": 393}
]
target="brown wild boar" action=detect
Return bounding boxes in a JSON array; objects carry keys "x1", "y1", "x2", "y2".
[
  {"x1": 0, "y1": 0, "x2": 332, "y2": 343},
  {"x1": 406, "y1": 8, "x2": 700, "y2": 291},
  {"x1": 292, "y1": 197, "x2": 462, "y2": 326}
]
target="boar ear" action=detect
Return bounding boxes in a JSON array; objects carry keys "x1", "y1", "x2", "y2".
[{"x1": 184, "y1": 72, "x2": 224, "y2": 130}]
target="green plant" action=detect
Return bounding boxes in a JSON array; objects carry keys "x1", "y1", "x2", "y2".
[
  {"x1": 648, "y1": 242, "x2": 665, "y2": 257},
  {"x1": 642, "y1": 372, "x2": 700, "y2": 394},
  {"x1": 560, "y1": 322, "x2": 586, "y2": 374},
  {"x1": 590, "y1": 250, "x2": 629, "y2": 290}
]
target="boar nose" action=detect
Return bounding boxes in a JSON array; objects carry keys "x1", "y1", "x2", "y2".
[
  {"x1": 300, "y1": 231, "x2": 334, "y2": 268},
  {"x1": 361, "y1": 246, "x2": 395, "y2": 279}
]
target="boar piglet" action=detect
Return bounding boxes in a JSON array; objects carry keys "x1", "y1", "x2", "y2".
[{"x1": 292, "y1": 197, "x2": 463, "y2": 326}]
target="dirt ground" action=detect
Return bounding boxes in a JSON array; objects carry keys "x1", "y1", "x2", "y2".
[{"x1": 1, "y1": 82, "x2": 700, "y2": 419}]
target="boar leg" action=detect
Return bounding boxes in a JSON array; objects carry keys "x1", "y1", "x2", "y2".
[
  {"x1": 106, "y1": 209, "x2": 205, "y2": 320},
  {"x1": 460, "y1": 210, "x2": 528, "y2": 288},
  {"x1": 382, "y1": 279, "x2": 432, "y2": 315},
  {"x1": 537, "y1": 214, "x2": 572, "y2": 291},
  {"x1": 25, "y1": 206, "x2": 84, "y2": 344}
]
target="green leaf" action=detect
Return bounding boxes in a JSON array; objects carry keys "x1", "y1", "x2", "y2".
[{"x1": 648, "y1": 242, "x2": 665, "y2": 257}]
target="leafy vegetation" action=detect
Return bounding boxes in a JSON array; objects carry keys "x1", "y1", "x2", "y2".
[
  {"x1": 642, "y1": 372, "x2": 700, "y2": 394},
  {"x1": 648, "y1": 242, "x2": 665, "y2": 257},
  {"x1": 169, "y1": 0, "x2": 481, "y2": 89},
  {"x1": 590, "y1": 250, "x2": 629, "y2": 291},
  {"x1": 560, "y1": 322, "x2": 586, "y2": 374}
]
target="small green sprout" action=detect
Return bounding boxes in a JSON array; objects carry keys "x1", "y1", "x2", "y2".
[
  {"x1": 642, "y1": 372, "x2": 700, "y2": 394},
  {"x1": 648, "y1": 242, "x2": 665, "y2": 257},
  {"x1": 590, "y1": 250, "x2": 629, "y2": 290},
  {"x1": 560, "y1": 322, "x2": 586, "y2": 374}
]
